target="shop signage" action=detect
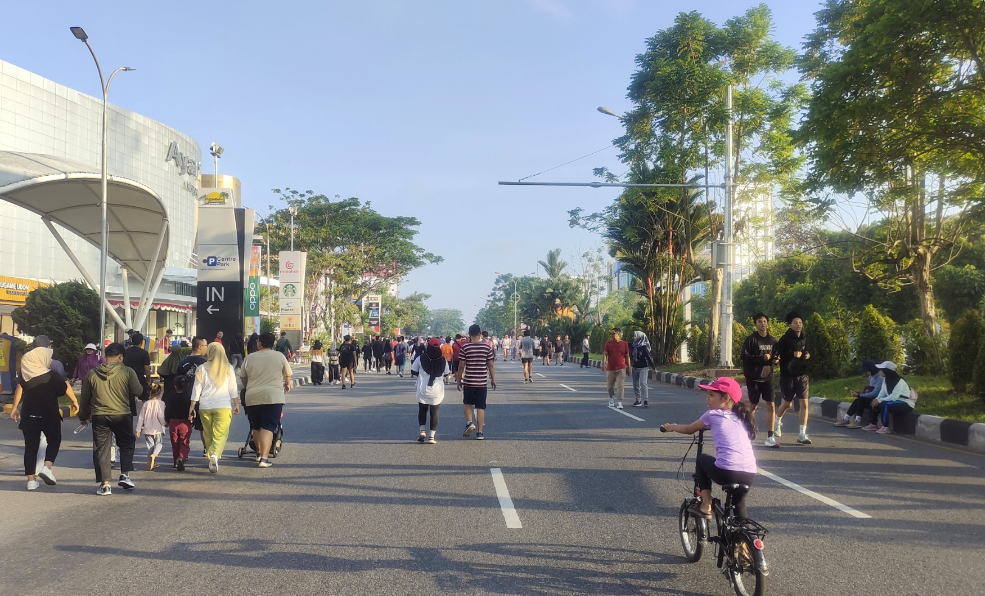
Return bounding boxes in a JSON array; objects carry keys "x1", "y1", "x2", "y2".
[
  {"x1": 0, "y1": 276, "x2": 45, "y2": 305},
  {"x1": 244, "y1": 245, "x2": 262, "y2": 335},
  {"x1": 364, "y1": 294, "x2": 381, "y2": 333},
  {"x1": 195, "y1": 201, "x2": 254, "y2": 343},
  {"x1": 165, "y1": 141, "x2": 201, "y2": 177},
  {"x1": 278, "y1": 251, "x2": 306, "y2": 336}
]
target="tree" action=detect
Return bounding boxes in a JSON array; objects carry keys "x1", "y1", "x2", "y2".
[
  {"x1": 538, "y1": 249, "x2": 569, "y2": 280},
  {"x1": 949, "y1": 310, "x2": 984, "y2": 392},
  {"x1": 380, "y1": 292, "x2": 431, "y2": 338},
  {"x1": 429, "y1": 308, "x2": 464, "y2": 338},
  {"x1": 11, "y1": 281, "x2": 100, "y2": 375}
]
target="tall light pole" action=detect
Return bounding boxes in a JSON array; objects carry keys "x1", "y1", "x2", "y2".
[
  {"x1": 209, "y1": 142, "x2": 224, "y2": 188},
  {"x1": 71, "y1": 27, "x2": 133, "y2": 346},
  {"x1": 289, "y1": 205, "x2": 297, "y2": 251},
  {"x1": 496, "y1": 271, "x2": 536, "y2": 336}
]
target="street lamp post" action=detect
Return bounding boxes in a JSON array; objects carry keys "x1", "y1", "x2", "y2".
[
  {"x1": 496, "y1": 271, "x2": 536, "y2": 336},
  {"x1": 289, "y1": 205, "x2": 297, "y2": 251},
  {"x1": 209, "y1": 143, "x2": 224, "y2": 188},
  {"x1": 70, "y1": 27, "x2": 133, "y2": 346}
]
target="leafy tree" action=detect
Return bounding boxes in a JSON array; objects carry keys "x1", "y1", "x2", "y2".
[
  {"x1": 429, "y1": 308, "x2": 464, "y2": 338},
  {"x1": 11, "y1": 281, "x2": 100, "y2": 375},
  {"x1": 854, "y1": 306, "x2": 903, "y2": 365},
  {"x1": 538, "y1": 249, "x2": 568, "y2": 281},
  {"x1": 935, "y1": 265, "x2": 985, "y2": 324},
  {"x1": 380, "y1": 292, "x2": 431, "y2": 338},
  {"x1": 949, "y1": 310, "x2": 984, "y2": 392}
]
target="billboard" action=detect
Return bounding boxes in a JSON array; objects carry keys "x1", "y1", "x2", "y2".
[
  {"x1": 244, "y1": 245, "x2": 262, "y2": 335},
  {"x1": 279, "y1": 252, "x2": 306, "y2": 341},
  {"x1": 364, "y1": 294, "x2": 381, "y2": 334}
]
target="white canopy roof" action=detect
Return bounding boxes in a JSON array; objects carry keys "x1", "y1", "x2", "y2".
[{"x1": 0, "y1": 151, "x2": 169, "y2": 282}]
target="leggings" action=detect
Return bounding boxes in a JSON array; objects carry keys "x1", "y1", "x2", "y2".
[
  {"x1": 695, "y1": 453, "x2": 756, "y2": 519},
  {"x1": 418, "y1": 403, "x2": 439, "y2": 431},
  {"x1": 144, "y1": 433, "x2": 164, "y2": 457},
  {"x1": 846, "y1": 396, "x2": 876, "y2": 421},
  {"x1": 22, "y1": 419, "x2": 62, "y2": 475},
  {"x1": 877, "y1": 400, "x2": 913, "y2": 426}
]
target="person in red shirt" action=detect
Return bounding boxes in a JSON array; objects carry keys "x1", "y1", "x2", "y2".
[{"x1": 602, "y1": 328, "x2": 631, "y2": 409}]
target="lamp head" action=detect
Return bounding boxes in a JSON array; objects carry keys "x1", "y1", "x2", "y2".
[
  {"x1": 597, "y1": 106, "x2": 619, "y2": 117},
  {"x1": 209, "y1": 142, "x2": 224, "y2": 157},
  {"x1": 289, "y1": 206, "x2": 298, "y2": 216},
  {"x1": 70, "y1": 27, "x2": 88, "y2": 41}
]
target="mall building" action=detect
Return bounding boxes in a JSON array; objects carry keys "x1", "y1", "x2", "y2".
[{"x1": 0, "y1": 58, "x2": 233, "y2": 345}]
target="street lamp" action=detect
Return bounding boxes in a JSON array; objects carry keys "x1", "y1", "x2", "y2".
[
  {"x1": 496, "y1": 271, "x2": 536, "y2": 336},
  {"x1": 597, "y1": 106, "x2": 619, "y2": 117},
  {"x1": 70, "y1": 26, "x2": 134, "y2": 345},
  {"x1": 288, "y1": 205, "x2": 298, "y2": 251},
  {"x1": 209, "y1": 142, "x2": 224, "y2": 188}
]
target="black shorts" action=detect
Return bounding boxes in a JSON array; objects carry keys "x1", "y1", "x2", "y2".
[
  {"x1": 246, "y1": 403, "x2": 284, "y2": 433},
  {"x1": 746, "y1": 379, "x2": 774, "y2": 405},
  {"x1": 780, "y1": 376, "x2": 809, "y2": 401},
  {"x1": 463, "y1": 386, "x2": 488, "y2": 409},
  {"x1": 521, "y1": 357, "x2": 533, "y2": 364}
]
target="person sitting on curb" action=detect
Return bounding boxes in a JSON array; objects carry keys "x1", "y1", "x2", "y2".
[
  {"x1": 835, "y1": 360, "x2": 884, "y2": 428},
  {"x1": 863, "y1": 361, "x2": 914, "y2": 434}
]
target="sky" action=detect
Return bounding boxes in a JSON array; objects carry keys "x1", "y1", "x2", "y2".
[{"x1": 0, "y1": 0, "x2": 822, "y2": 323}]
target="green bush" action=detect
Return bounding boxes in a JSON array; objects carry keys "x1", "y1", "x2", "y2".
[
  {"x1": 589, "y1": 326, "x2": 608, "y2": 354},
  {"x1": 972, "y1": 336, "x2": 985, "y2": 403},
  {"x1": 825, "y1": 315, "x2": 852, "y2": 377},
  {"x1": 900, "y1": 319, "x2": 948, "y2": 376},
  {"x1": 687, "y1": 324, "x2": 707, "y2": 364},
  {"x1": 805, "y1": 312, "x2": 843, "y2": 379},
  {"x1": 854, "y1": 305, "x2": 903, "y2": 365},
  {"x1": 949, "y1": 311, "x2": 984, "y2": 392}
]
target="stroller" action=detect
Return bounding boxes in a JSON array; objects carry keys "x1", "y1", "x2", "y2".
[{"x1": 237, "y1": 389, "x2": 284, "y2": 459}]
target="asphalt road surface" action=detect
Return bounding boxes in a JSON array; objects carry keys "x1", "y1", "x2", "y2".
[{"x1": 1, "y1": 359, "x2": 983, "y2": 596}]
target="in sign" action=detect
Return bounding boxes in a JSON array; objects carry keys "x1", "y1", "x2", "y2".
[{"x1": 207, "y1": 286, "x2": 224, "y2": 301}]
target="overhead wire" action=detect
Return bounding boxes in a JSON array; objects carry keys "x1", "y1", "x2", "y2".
[{"x1": 517, "y1": 145, "x2": 616, "y2": 182}]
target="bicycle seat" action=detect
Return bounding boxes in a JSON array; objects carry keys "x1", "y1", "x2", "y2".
[{"x1": 722, "y1": 483, "x2": 750, "y2": 494}]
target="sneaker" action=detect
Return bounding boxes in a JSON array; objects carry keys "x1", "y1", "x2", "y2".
[
  {"x1": 862, "y1": 423, "x2": 880, "y2": 431},
  {"x1": 615, "y1": 402, "x2": 624, "y2": 410},
  {"x1": 208, "y1": 454, "x2": 218, "y2": 474},
  {"x1": 876, "y1": 426, "x2": 891, "y2": 434},
  {"x1": 847, "y1": 420, "x2": 864, "y2": 429},
  {"x1": 774, "y1": 421, "x2": 782, "y2": 437},
  {"x1": 643, "y1": 401, "x2": 649, "y2": 408},
  {"x1": 797, "y1": 434, "x2": 812, "y2": 445},
  {"x1": 38, "y1": 466, "x2": 56, "y2": 485},
  {"x1": 118, "y1": 474, "x2": 135, "y2": 490},
  {"x1": 833, "y1": 419, "x2": 850, "y2": 427},
  {"x1": 96, "y1": 484, "x2": 112, "y2": 496},
  {"x1": 417, "y1": 432, "x2": 426, "y2": 443},
  {"x1": 608, "y1": 398, "x2": 615, "y2": 407},
  {"x1": 475, "y1": 432, "x2": 485, "y2": 440},
  {"x1": 342, "y1": 384, "x2": 346, "y2": 389},
  {"x1": 176, "y1": 457, "x2": 185, "y2": 471},
  {"x1": 632, "y1": 400, "x2": 643, "y2": 407},
  {"x1": 763, "y1": 436, "x2": 779, "y2": 448},
  {"x1": 258, "y1": 458, "x2": 272, "y2": 468},
  {"x1": 464, "y1": 422, "x2": 476, "y2": 437},
  {"x1": 427, "y1": 436, "x2": 437, "y2": 444},
  {"x1": 27, "y1": 479, "x2": 39, "y2": 491}
]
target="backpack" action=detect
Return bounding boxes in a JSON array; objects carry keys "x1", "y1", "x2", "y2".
[{"x1": 174, "y1": 361, "x2": 201, "y2": 394}]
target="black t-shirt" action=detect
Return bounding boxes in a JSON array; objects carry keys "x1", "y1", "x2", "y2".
[
  {"x1": 19, "y1": 372, "x2": 66, "y2": 422},
  {"x1": 124, "y1": 346, "x2": 150, "y2": 385},
  {"x1": 166, "y1": 355, "x2": 206, "y2": 420},
  {"x1": 338, "y1": 343, "x2": 355, "y2": 366}
]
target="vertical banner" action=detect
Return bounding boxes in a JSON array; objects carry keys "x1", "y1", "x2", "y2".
[
  {"x1": 244, "y1": 245, "x2": 262, "y2": 335},
  {"x1": 279, "y1": 251, "x2": 307, "y2": 349},
  {"x1": 364, "y1": 294, "x2": 381, "y2": 333}
]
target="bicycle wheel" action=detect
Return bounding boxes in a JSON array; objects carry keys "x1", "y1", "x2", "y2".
[
  {"x1": 678, "y1": 500, "x2": 704, "y2": 562},
  {"x1": 730, "y1": 534, "x2": 765, "y2": 596}
]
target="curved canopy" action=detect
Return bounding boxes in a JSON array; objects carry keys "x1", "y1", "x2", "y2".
[{"x1": 0, "y1": 151, "x2": 169, "y2": 282}]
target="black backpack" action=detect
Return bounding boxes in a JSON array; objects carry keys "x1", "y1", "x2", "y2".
[{"x1": 174, "y1": 362, "x2": 200, "y2": 394}]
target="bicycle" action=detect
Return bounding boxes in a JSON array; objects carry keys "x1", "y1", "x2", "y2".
[{"x1": 662, "y1": 427, "x2": 769, "y2": 596}]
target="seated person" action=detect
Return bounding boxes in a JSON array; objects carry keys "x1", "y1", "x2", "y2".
[
  {"x1": 834, "y1": 360, "x2": 884, "y2": 428},
  {"x1": 863, "y1": 361, "x2": 914, "y2": 434}
]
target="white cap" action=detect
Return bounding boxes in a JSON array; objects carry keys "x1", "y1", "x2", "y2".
[
  {"x1": 875, "y1": 361, "x2": 897, "y2": 371},
  {"x1": 84, "y1": 343, "x2": 98, "y2": 351}
]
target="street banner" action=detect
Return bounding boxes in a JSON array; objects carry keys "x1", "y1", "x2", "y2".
[
  {"x1": 364, "y1": 294, "x2": 381, "y2": 333},
  {"x1": 244, "y1": 245, "x2": 262, "y2": 335},
  {"x1": 279, "y1": 252, "x2": 306, "y2": 341}
]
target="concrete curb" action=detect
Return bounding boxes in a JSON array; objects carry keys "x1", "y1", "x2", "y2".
[{"x1": 567, "y1": 355, "x2": 985, "y2": 455}]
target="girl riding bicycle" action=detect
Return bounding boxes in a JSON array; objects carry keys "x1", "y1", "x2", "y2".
[{"x1": 662, "y1": 377, "x2": 757, "y2": 519}]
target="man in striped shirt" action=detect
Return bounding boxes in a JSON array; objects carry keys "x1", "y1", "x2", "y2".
[{"x1": 456, "y1": 324, "x2": 497, "y2": 440}]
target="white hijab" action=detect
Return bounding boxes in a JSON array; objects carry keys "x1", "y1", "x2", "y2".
[{"x1": 21, "y1": 347, "x2": 53, "y2": 381}]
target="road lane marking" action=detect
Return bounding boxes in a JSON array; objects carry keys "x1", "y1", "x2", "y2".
[
  {"x1": 535, "y1": 373, "x2": 546, "y2": 378},
  {"x1": 559, "y1": 384, "x2": 577, "y2": 392},
  {"x1": 608, "y1": 406, "x2": 644, "y2": 421},
  {"x1": 490, "y1": 468, "x2": 522, "y2": 528},
  {"x1": 758, "y1": 467, "x2": 871, "y2": 519}
]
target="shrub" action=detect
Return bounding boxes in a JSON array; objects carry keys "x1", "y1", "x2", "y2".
[
  {"x1": 949, "y1": 311, "x2": 984, "y2": 392},
  {"x1": 687, "y1": 324, "x2": 708, "y2": 364},
  {"x1": 900, "y1": 319, "x2": 948, "y2": 376},
  {"x1": 854, "y1": 305, "x2": 903, "y2": 365},
  {"x1": 973, "y1": 336, "x2": 985, "y2": 403},
  {"x1": 805, "y1": 313, "x2": 840, "y2": 379},
  {"x1": 589, "y1": 326, "x2": 608, "y2": 354},
  {"x1": 825, "y1": 315, "x2": 852, "y2": 377},
  {"x1": 732, "y1": 321, "x2": 748, "y2": 365}
]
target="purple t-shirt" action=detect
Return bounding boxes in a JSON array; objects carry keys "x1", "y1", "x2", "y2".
[{"x1": 700, "y1": 409, "x2": 757, "y2": 474}]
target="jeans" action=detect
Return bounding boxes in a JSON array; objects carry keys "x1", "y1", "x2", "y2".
[
  {"x1": 229, "y1": 353, "x2": 244, "y2": 370},
  {"x1": 632, "y1": 367, "x2": 649, "y2": 402},
  {"x1": 92, "y1": 414, "x2": 135, "y2": 483},
  {"x1": 606, "y1": 370, "x2": 626, "y2": 401},
  {"x1": 169, "y1": 418, "x2": 192, "y2": 462},
  {"x1": 21, "y1": 418, "x2": 61, "y2": 475},
  {"x1": 695, "y1": 453, "x2": 756, "y2": 519},
  {"x1": 199, "y1": 408, "x2": 232, "y2": 459}
]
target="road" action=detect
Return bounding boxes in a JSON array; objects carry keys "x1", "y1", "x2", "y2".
[{"x1": 1, "y1": 359, "x2": 983, "y2": 596}]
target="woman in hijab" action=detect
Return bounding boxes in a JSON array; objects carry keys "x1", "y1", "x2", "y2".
[
  {"x1": 865, "y1": 361, "x2": 915, "y2": 434},
  {"x1": 10, "y1": 346, "x2": 78, "y2": 490},
  {"x1": 71, "y1": 343, "x2": 104, "y2": 385},
  {"x1": 309, "y1": 340, "x2": 326, "y2": 385},
  {"x1": 630, "y1": 330, "x2": 656, "y2": 408},
  {"x1": 411, "y1": 338, "x2": 449, "y2": 444},
  {"x1": 189, "y1": 342, "x2": 240, "y2": 473},
  {"x1": 836, "y1": 360, "x2": 885, "y2": 428}
]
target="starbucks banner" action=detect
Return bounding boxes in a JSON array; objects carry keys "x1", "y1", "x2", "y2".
[{"x1": 278, "y1": 251, "x2": 306, "y2": 347}]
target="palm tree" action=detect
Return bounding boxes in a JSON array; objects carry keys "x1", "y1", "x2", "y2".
[{"x1": 538, "y1": 249, "x2": 568, "y2": 281}]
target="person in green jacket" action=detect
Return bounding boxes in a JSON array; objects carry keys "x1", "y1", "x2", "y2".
[{"x1": 78, "y1": 342, "x2": 144, "y2": 496}]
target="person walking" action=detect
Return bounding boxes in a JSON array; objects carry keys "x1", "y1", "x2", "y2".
[
  {"x1": 275, "y1": 331, "x2": 294, "y2": 361},
  {"x1": 394, "y1": 336, "x2": 407, "y2": 377},
  {"x1": 602, "y1": 328, "x2": 631, "y2": 409},
  {"x1": 339, "y1": 335, "x2": 357, "y2": 388},
  {"x1": 78, "y1": 342, "x2": 143, "y2": 495},
  {"x1": 741, "y1": 313, "x2": 779, "y2": 445},
  {"x1": 246, "y1": 332, "x2": 260, "y2": 355},
  {"x1": 71, "y1": 343, "x2": 104, "y2": 385},
  {"x1": 554, "y1": 335, "x2": 564, "y2": 365},
  {"x1": 309, "y1": 340, "x2": 326, "y2": 385},
  {"x1": 168, "y1": 337, "x2": 208, "y2": 471},
  {"x1": 412, "y1": 338, "x2": 448, "y2": 443},
  {"x1": 440, "y1": 337, "x2": 454, "y2": 384},
  {"x1": 240, "y1": 332, "x2": 292, "y2": 468},
  {"x1": 214, "y1": 331, "x2": 224, "y2": 345},
  {"x1": 383, "y1": 337, "x2": 393, "y2": 374},
  {"x1": 362, "y1": 340, "x2": 374, "y2": 372},
  {"x1": 502, "y1": 335, "x2": 510, "y2": 361},
  {"x1": 135, "y1": 382, "x2": 166, "y2": 470},
  {"x1": 540, "y1": 335, "x2": 551, "y2": 366},
  {"x1": 630, "y1": 331, "x2": 656, "y2": 407},
  {"x1": 227, "y1": 333, "x2": 245, "y2": 370},
  {"x1": 457, "y1": 324, "x2": 497, "y2": 440},
  {"x1": 520, "y1": 330, "x2": 535, "y2": 383},
  {"x1": 189, "y1": 342, "x2": 240, "y2": 473},
  {"x1": 123, "y1": 332, "x2": 151, "y2": 403},
  {"x1": 563, "y1": 335, "x2": 571, "y2": 363},
  {"x1": 773, "y1": 311, "x2": 812, "y2": 446},
  {"x1": 581, "y1": 335, "x2": 590, "y2": 368},
  {"x1": 372, "y1": 336, "x2": 385, "y2": 373},
  {"x1": 9, "y1": 345, "x2": 78, "y2": 491},
  {"x1": 327, "y1": 342, "x2": 341, "y2": 385}
]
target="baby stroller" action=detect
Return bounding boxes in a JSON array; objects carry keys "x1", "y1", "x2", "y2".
[{"x1": 237, "y1": 389, "x2": 284, "y2": 459}]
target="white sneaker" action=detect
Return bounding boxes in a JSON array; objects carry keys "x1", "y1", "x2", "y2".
[
  {"x1": 774, "y1": 421, "x2": 782, "y2": 438},
  {"x1": 764, "y1": 436, "x2": 779, "y2": 448},
  {"x1": 96, "y1": 484, "x2": 112, "y2": 496},
  {"x1": 27, "y1": 479, "x2": 39, "y2": 491},
  {"x1": 38, "y1": 466, "x2": 56, "y2": 485},
  {"x1": 208, "y1": 454, "x2": 219, "y2": 474},
  {"x1": 607, "y1": 398, "x2": 615, "y2": 407},
  {"x1": 615, "y1": 402, "x2": 624, "y2": 410}
]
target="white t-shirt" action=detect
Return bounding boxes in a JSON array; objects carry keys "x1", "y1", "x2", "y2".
[
  {"x1": 411, "y1": 357, "x2": 448, "y2": 405},
  {"x1": 191, "y1": 367, "x2": 238, "y2": 410}
]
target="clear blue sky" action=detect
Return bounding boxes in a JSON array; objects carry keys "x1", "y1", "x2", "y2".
[{"x1": 1, "y1": 0, "x2": 820, "y2": 323}]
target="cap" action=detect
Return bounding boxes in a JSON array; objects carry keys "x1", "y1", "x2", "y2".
[
  {"x1": 428, "y1": 337, "x2": 442, "y2": 347},
  {"x1": 875, "y1": 361, "x2": 898, "y2": 371},
  {"x1": 697, "y1": 377, "x2": 743, "y2": 403},
  {"x1": 469, "y1": 324, "x2": 481, "y2": 336},
  {"x1": 84, "y1": 343, "x2": 98, "y2": 351},
  {"x1": 32, "y1": 335, "x2": 52, "y2": 348}
]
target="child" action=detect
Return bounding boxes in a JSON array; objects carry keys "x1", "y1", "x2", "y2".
[
  {"x1": 661, "y1": 377, "x2": 758, "y2": 519},
  {"x1": 135, "y1": 382, "x2": 167, "y2": 471}
]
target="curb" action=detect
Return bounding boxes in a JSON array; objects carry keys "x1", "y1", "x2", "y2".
[{"x1": 567, "y1": 355, "x2": 985, "y2": 455}]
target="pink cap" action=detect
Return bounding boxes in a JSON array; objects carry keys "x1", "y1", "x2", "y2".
[{"x1": 698, "y1": 377, "x2": 742, "y2": 403}]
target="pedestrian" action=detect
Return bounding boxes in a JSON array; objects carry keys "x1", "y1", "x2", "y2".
[
  {"x1": 71, "y1": 342, "x2": 104, "y2": 385},
  {"x1": 168, "y1": 337, "x2": 207, "y2": 470},
  {"x1": 78, "y1": 342, "x2": 143, "y2": 495},
  {"x1": 227, "y1": 333, "x2": 245, "y2": 370},
  {"x1": 774, "y1": 311, "x2": 812, "y2": 445},
  {"x1": 554, "y1": 335, "x2": 564, "y2": 365},
  {"x1": 362, "y1": 339, "x2": 374, "y2": 372},
  {"x1": 581, "y1": 335, "x2": 590, "y2": 368},
  {"x1": 457, "y1": 324, "x2": 497, "y2": 440},
  {"x1": 602, "y1": 328, "x2": 631, "y2": 409},
  {"x1": 741, "y1": 313, "x2": 779, "y2": 444},
  {"x1": 372, "y1": 335, "x2": 385, "y2": 373},
  {"x1": 540, "y1": 335, "x2": 552, "y2": 366},
  {"x1": 339, "y1": 335, "x2": 357, "y2": 388},
  {"x1": 246, "y1": 332, "x2": 260, "y2": 354},
  {"x1": 9, "y1": 345, "x2": 78, "y2": 491},
  {"x1": 240, "y1": 332, "x2": 292, "y2": 468},
  {"x1": 189, "y1": 342, "x2": 239, "y2": 473},
  {"x1": 275, "y1": 331, "x2": 294, "y2": 361},
  {"x1": 383, "y1": 337, "x2": 393, "y2": 374},
  {"x1": 123, "y1": 332, "x2": 151, "y2": 403},
  {"x1": 412, "y1": 337, "x2": 448, "y2": 444},
  {"x1": 630, "y1": 331, "x2": 656, "y2": 407},
  {"x1": 310, "y1": 340, "x2": 326, "y2": 385},
  {"x1": 441, "y1": 337, "x2": 454, "y2": 384},
  {"x1": 533, "y1": 335, "x2": 541, "y2": 361},
  {"x1": 864, "y1": 361, "x2": 914, "y2": 434},
  {"x1": 563, "y1": 335, "x2": 571, "y2": 363},
  {"x1": 214, "y1": 330, "x2": 224, "y2": 345},
  {"x1": 327, "y1": 342, "x2": 341, "y2": 385},
  {"x1": 520, "y1": 330, "x2": 535, "y2": 383},
  {"x1": 163, "y1": 329, "x2": 174, "y2": 353},
  {"x1": 836, "y1": 360, "x2": 884, "y2": 428},
  {"x1": 135, "y1": 382, "x2": 166, "y2": 470},
  {"x1": 394, "y1": 336, "x2": 407, "y2": 377}
]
